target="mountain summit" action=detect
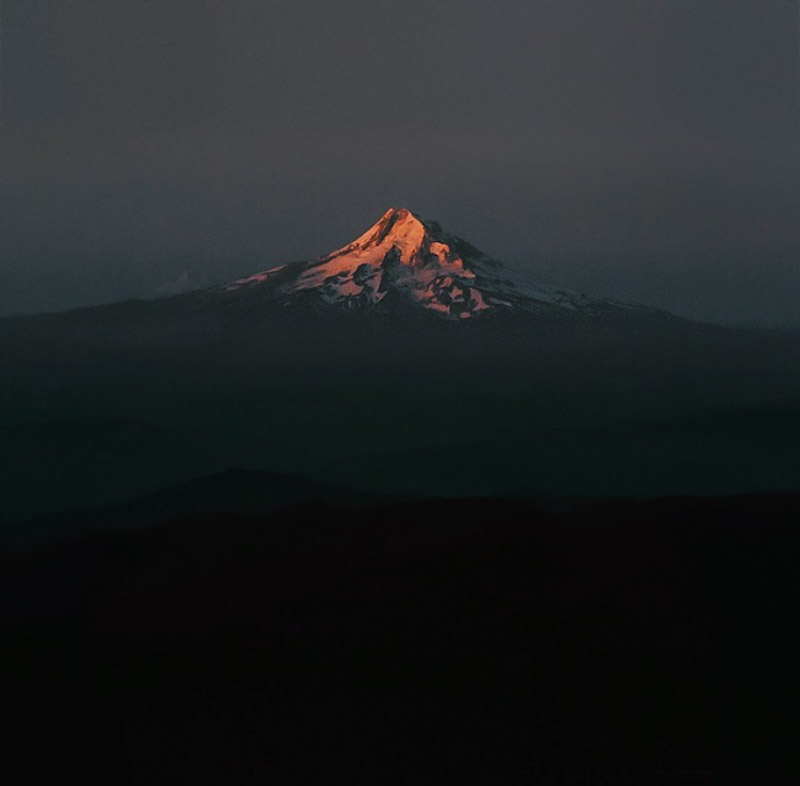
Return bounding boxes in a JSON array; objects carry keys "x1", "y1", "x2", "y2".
[{"x1": 220, "y1": 208, "x2": 629, "y2": 320}]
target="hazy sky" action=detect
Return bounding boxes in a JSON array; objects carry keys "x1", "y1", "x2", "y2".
[{"x1": 2, "y1": 0, "x2": 799, "y2": 325}]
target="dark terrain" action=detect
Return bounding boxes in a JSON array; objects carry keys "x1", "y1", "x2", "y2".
[
  {"x1": 3, "y1": 305, "x2": 800, "y2": 523},
  {"x1": 3, "y1": 212, "x2": 799, "y2": 783},
  {"x1": 3, "y1": 484, "x2": 800, "y2": 784}
]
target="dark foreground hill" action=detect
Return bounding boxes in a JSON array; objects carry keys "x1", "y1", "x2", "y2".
[{"x1": 3, "y1": 493, "x2": 800, "y2": 784}]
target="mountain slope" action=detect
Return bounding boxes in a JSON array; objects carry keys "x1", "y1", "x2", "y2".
[{"x1": 216, "y1": 207, "x2": 647, "y2": 320}]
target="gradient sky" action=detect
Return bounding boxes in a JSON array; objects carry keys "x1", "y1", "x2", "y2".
[{"x1": 1, "y1": 0, "x2": 798, "y2": 325}]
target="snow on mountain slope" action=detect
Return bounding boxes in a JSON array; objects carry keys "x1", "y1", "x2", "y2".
[{"x1": 219, "y1": 208, "x2": 642, "y2": 320}]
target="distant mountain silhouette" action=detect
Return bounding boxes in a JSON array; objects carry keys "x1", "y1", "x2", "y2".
[{"x1": 7, "y1": 468, "x2": 390, "y2": 542}]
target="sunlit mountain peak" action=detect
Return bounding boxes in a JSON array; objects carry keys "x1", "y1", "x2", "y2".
[{"x1": 220, "y1": 208, "x2": 640, "y2": 320}]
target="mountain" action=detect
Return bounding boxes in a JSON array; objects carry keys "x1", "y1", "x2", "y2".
[
  {"x1": 215, "y1": 207, "x2": 646, "y2": 320},
  {"x1": 2, "y1": 207, "x2": 799, "y2": 523},
  {"x1": 2, "y1": 205, "x2": 683, "y2": 374},
  {"x1": 1, "y1": 205, "x2": 687, "y2": 355}
]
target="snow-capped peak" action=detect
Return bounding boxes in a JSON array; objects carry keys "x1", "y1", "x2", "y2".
[
  {"x1": 333, "y1": 207, "x2": 426, "y2": 262},
  {"x1": 220, "y1": 208, "x2": 633, "y2": 320}
]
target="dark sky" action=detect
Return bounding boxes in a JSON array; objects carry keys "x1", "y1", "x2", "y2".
[{"x1": 2, "y1": 0, "x2": 798, "y2": 325}]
